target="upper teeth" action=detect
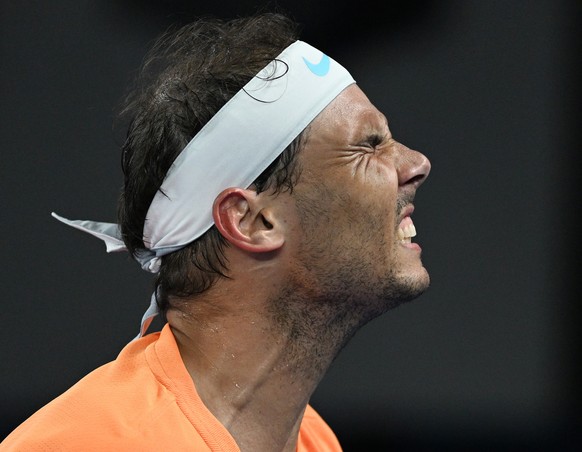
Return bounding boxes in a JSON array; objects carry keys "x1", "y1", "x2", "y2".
[{"x1": 398, "y1": 224, "x2": 417, "y2": 240}]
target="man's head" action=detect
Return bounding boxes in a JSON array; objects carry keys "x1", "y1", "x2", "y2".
[{"x1": 117, "y1": 13, "x2": 431, "y2": 329}]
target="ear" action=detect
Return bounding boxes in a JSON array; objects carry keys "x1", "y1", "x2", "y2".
[{"x1": 212, "y1": 188, "x2": 285, "y2": 253}]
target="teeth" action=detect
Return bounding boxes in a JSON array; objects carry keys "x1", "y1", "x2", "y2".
[
  {"x1": 397, "y1": 224, "x2": 417, "y2": 240},
  {"x1": 409, "y1": 224, "x2": 417, "y2": 237}
]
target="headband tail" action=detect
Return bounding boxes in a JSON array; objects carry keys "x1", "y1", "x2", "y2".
[
  {"x1": 51, "y1": 212, "x2": 126, "y2": 252},
  {"x1": 51, "y1": 212, "x2": 160, "y2": 273},
  {"x1": 51, "y1": 211, "x2": 160, "y2": 338},
  {"x1": 133, "y1": 290, "x2": 160, "y2": 341}
]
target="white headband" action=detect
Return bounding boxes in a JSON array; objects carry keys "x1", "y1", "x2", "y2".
[{"x1": 53, "y1": 40, "x2": 355, "y2": 338}]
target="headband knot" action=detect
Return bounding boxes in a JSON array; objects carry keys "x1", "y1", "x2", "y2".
[{"x1": 144, "y1": 256, "x2": 161, "y2": 273}]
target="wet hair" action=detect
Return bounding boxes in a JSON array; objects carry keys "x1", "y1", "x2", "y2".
[{"x1": 117, "y1": 13, "x2": 305, "y2": 318}]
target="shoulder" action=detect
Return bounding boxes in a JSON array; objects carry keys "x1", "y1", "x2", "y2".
[
  {"x1": 298, "y1": 404, "x2": 342, "y2": 452},
  {"x1": 0, "y1": 333, "x2": 192, "y2": 451}
]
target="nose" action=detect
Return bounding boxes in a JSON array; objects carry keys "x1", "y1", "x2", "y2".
[{"x1": 396, "y1": 142, "x2": 431, "y2": 189}]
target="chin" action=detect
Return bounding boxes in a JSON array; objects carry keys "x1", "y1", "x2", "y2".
[
  {"x1": 354, "y1": 274, "x2": 429, "y2": 329},
  {"x1": 385, "y1": 267, "x2": 430, "y2": 305}
]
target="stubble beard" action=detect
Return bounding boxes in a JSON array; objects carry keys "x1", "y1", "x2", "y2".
[
  {"x1": 295, "y1": 186, "x2": 429, "y2": 325},
  {"x1": 267, "y1": 245, "x2": 428, "y2": 384},
  {"x1": 267, "y1": 188, "x2": 429, "y2": 381}
]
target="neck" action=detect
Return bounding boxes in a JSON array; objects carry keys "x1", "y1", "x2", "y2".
[{"x1": 167, "y1": 278, "x2": 356, "y2": 452}]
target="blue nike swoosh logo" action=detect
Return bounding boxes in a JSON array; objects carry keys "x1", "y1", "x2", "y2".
[{"x1": 302, "y1": 54, "x2": 330, "y2": 76}]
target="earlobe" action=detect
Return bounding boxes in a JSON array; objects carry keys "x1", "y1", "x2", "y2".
[{"x1": 213, "y1": 188, "x2": 284, "y2": 253}]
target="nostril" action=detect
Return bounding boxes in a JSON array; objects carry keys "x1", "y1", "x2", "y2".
[{"x1": 407, "y1": 174, "x2": 426, "y2": 187}]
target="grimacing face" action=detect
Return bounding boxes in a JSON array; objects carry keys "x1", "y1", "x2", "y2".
[{"x1": 284, "y1": 84, "x2": 431, "y2": 321}]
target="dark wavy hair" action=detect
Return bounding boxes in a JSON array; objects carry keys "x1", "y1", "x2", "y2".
[{"x1": 117, "y1": 13, "x2": 306, "y2": 318}]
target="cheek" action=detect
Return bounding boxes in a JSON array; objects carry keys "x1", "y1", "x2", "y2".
[
  {"x1": 351, "y1": 158, "x2": 399, "y2": 211},
  {"x1": 297, "y1": 157, "x2": 399, "y2": 233},
  {"x1": 348, "y1": 152, "x2": 398, "y2": 185}
]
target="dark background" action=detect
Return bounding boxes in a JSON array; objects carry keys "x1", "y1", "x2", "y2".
[{"x1": 1, "y1": 0, "x2": 580, "y2": 450}]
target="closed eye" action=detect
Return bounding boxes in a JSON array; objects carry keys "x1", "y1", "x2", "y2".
[{"x1": 355, "y1": 133, "x2": 386, "y2": 151}]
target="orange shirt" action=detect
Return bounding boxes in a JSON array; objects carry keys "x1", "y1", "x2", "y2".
[{"x1": 1, "y1": 325, "x2": 341, "y2": 451}]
